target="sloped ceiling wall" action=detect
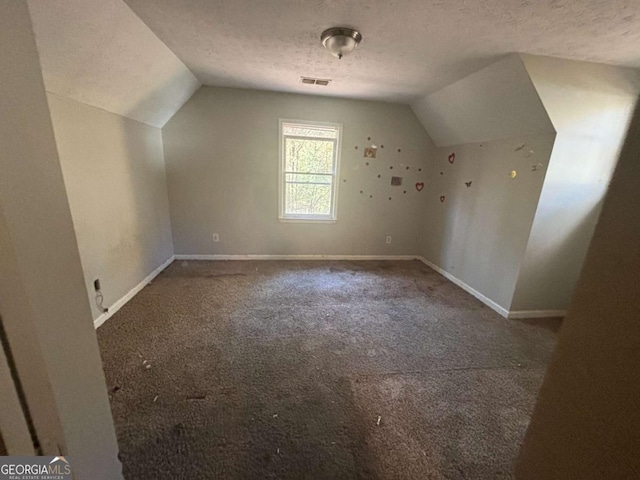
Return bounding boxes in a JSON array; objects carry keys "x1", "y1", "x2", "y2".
[
  {"x1": 413, "y1": 54, "x2": 558, "y2": 315},
  {"x1": 411, "y1": 54, "x2": 555, "y2": 147},
  {"x1": 28, "y1": 0, "x2": 200, "y2": 127},
  {"x1": 510, "y1": 55, "x2": 640, "y2": 312},
  {"x1": 521, "y1": 54, "x2": 640, "y2": 137}
]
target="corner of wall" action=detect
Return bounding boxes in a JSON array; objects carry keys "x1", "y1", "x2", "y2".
[
  {"x1": 415, "y1": 53, "x2": 557, "y2": 318},
  {"x1": 510, "y1": 56, "x2": 640, "y2": 312}
]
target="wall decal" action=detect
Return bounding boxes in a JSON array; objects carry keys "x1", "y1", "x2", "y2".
[
  {"x1": 391, "y1": 176, "x2": 403, "y2": 186},
  {"x1": 515, "y1": 144, "x2": 526, "y2": 152},
  {"x1": 448, "y1": 152, "x2": 456, "y2": 164},
  {"x1": 509, "y1": 170, "x2": 517, "y2": 179},
  {"x1": 440, "y1": 195, "x2": 446, "y2": 203},
  {"x1": 415, "y1": 182, "x2": 424, "y2": 192},
  {"x1": 465, "y1": 181, "x2": 472, "y2": 187},
  {"x1": 364, "y1": 146, "x2": 377, "y2": 158}
]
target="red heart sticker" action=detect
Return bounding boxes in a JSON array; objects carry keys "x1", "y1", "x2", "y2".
[
  {"x1": 448, "y1": 152, "x2": 455, "y2": 164},
  {"x1": 415, "y1": 182, "x2": 424, "y2": 192},
  {"x1": 439, "y1": 195, "x2": 446, "y2": 203}
]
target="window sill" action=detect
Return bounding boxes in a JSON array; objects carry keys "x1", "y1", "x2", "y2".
[{"x1": 278, "y1": 216, "x2": 337, "y2": 224}]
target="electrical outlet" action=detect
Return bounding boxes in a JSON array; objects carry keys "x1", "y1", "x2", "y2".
[
  {"x1": 386, "y1": 235, "x2": 392, "y2": 245},
  {"x1": 212, "y1": 233, "x2": 220, "y2": 242}
]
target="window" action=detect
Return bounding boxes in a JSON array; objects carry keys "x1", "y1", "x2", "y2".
[{"x1": 279, "y1": 120, "x2": 342, "y2": 222}]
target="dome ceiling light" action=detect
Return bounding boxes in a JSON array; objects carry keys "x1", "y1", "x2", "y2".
[{"x1": 320, "y1": 27, "x2": 362, "y2": 60}]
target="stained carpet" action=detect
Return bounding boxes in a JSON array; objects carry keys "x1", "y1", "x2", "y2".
[{"x1": 97, "y1": 260, "x2": 561, "y2": 479}]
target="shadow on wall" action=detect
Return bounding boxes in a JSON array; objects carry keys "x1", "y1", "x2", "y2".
[
  {"x1": 426, "y1": 103, "x2": 633, "y2": 313},
  {"x1": 510, "y1": 116, "x2": 631, "y2": 312},
  {"x1": 515, "y1": 97, "x2": 640, "y2": 480},
  {"x1": 511, "y1": 197, "x2": 605, "y2": 312}
]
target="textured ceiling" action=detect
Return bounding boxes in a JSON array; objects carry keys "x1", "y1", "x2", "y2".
[
  {"x1": 124, "y1": 0, "x2": 640, "y2": 103},
  {"x1": 28, "y1": 0, "x2": 200, "y2": 127}
]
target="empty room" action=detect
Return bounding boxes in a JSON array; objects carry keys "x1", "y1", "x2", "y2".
[{"x1": 1, "y1": 0, "x2": 639, "y2": 479}]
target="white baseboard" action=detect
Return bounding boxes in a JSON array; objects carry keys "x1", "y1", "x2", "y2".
[
  {"x1": 174, "y1": 254, "x2": 422, "y2": 261},
  {"x1": 94, "y1": 254, "x2": 564, "y2": 324},
  {"x1": 507, "y1": 310, "x2": 567, "y2": 319},
  {"x1": 417, "y1": 257, "x2": 510, "y2": 318},
  {"x1": 93, "y1": 255, "x2": 175, "y2": 329},
  {"x1": 417, "y1": 257, "x2": 567, "y2": 319}
]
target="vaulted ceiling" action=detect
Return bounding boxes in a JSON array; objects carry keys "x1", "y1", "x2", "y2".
[
  {"x1": 125, "y1": 0, "x2": 640, "y2": 102},
  {"x1": 28, "y1": 0, "x2": 200, "y2": 127},
  {"x1": 27, "y1": 0, "x2": 640, "y2": 126}
]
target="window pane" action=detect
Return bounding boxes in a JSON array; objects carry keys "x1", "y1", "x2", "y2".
[
  {"x1": 285, "y1": 138, "x2": 334, "y2": 174},
  {"x1": 285, "y1": 179, "x2": 333, "y2": 216}
]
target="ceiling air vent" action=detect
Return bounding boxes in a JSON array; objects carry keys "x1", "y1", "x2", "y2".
[{"x1": 301, "y1": 77, "x2": 331, "y2": 86}]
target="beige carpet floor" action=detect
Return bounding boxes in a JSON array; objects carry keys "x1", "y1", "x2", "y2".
[{"x1": 97, "y1": 260, "x2": 561, "y2": 479}]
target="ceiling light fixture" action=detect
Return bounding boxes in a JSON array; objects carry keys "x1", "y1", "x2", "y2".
[{"x1": 321, "y1": 27, "x2": 362, "y2": 59}]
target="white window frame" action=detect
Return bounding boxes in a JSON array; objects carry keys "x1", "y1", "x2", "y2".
[{"x1": 278, "y1": 119, "x2": 343, "y2": 223}]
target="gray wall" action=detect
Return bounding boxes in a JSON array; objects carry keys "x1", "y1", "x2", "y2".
[
  {"x1": 163, "y1": 87, "x2": 436, "y2": 256},
  {"x1": 47, "y1": 93, "x2": 174, "y2": 320},
  {"x1": 516, "y1": 100, "x2": 640, "y2": 480},
  {"x1": 0, "y1": 2, "x2": 122, "y2": 477},
  {"x1": 421, "y1": 134, "x2": 556, "y2": 311},
  {"x1": 413, "y1": 54, "x2": 557, "y2": 313},
  {"x1": 511, "y1": 56, "x2": 640, "y2": 312},
  {"x1": 415, "y1": 54, "x2": 640, "y2": 315}
]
